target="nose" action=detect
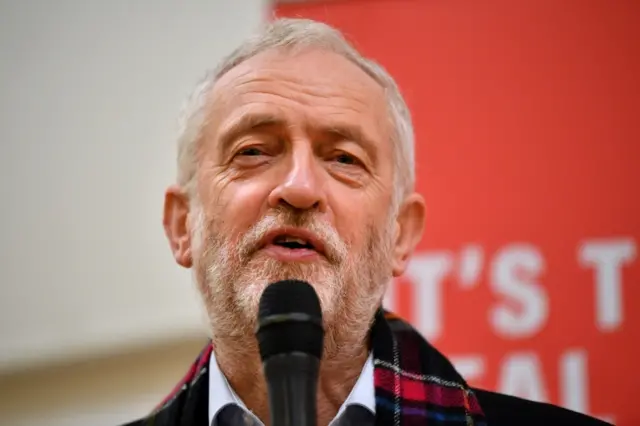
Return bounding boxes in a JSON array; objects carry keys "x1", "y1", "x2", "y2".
[{"x1": 267, "y1": 146, "x2": 327, "y2": 212}]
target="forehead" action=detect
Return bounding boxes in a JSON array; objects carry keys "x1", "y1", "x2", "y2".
[{"x1": 206, "y1": 48, "x2": 392, "y2": 147}]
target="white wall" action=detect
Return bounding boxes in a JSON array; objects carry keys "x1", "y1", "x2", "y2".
[
  {"x1": 0, "y1": 0, "x2": 267, "y2": 373},
  {"x1": 0, "y1": 338, "x2": 207, "y2": 426}
]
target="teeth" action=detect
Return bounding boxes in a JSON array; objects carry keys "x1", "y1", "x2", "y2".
[{"x1": 276, "y1": 236, "x2": 308, "y2": 245}]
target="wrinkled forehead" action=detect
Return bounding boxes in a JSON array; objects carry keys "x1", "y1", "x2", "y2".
[{"x1": 206, "y1": 48, "x2": 392, "y2": 146}]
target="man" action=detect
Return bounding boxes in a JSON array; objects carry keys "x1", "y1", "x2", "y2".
[{"x1": 125, "y1": 18, "x2": 611, "y2": 426}]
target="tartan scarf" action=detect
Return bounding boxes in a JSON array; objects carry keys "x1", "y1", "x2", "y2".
[{"x1": 128, "y1": 310, "x2": 486, "y2": 426}]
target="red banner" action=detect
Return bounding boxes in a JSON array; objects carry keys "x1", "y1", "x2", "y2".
[{"x1": 275, "y1": 1, "x2": 639, "y2": 424}]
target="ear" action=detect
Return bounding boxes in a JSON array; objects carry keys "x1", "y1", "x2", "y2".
[
  {"x1": 391, "y1": 192, "x2": 426, "y2": 277},
  {"x1": 163, "y1": 184, "x2": 193, "y2": 268}
]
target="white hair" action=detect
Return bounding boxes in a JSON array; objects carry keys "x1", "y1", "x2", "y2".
[{"x1": 176, "y1": 18, "x2": 415, "y2": 207}]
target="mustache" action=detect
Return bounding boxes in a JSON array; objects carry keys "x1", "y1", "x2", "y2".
[{"x1": 237, "y1": 207, "x2": 347, "y2": 264}]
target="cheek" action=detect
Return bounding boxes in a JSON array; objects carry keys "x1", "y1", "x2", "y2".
[
  {"x1": 330, "y1": 192, "x2": 375, "y2": 246},
  {"x1": 331, "y1": 197, "x2": 394, "y2": 257},
  {"x1": 213, "y1": 180, "x2": 270, "y2": 233}
]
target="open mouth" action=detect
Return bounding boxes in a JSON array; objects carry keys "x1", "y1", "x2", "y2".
[
  {"x1": 259, "y1": 228, "x2": 326, "y2": 261},
  {"x1": 272, "y1": 235, "x2": 316, "y2": 250}
]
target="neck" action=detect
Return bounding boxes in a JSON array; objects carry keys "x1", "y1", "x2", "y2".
[{"x1": 213, "y1": 324, "x2": 371, "y2": 426}]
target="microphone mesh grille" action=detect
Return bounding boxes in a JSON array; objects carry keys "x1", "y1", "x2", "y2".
[{"x1": 256, "y1": 280, "x2": 324, "y2": 360}]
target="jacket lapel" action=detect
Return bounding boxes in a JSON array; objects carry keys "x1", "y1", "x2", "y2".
[
  {"x1": 177, "y1": 344, "x2": 211, "y2": 426},
  {"x1": 132, "y1": 343, "x2": 211, "y2": 426},
  {"x1": 372, "y1": 310, "x2": 487, "y2": 425}
]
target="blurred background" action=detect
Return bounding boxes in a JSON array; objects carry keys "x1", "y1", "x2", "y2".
[{"x1": 0, "y1": 0, "x2": 637, "y2": 425}]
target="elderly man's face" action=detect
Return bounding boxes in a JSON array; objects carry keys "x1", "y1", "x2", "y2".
[{"x1": 164, "y1": 48, "x2": 425, "y2": 340}]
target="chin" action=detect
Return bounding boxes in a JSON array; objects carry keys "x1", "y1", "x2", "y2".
[{"x1": 235, "y1": 260, "x2": 341, "y2": 322}]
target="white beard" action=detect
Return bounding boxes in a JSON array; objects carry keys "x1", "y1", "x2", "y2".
[{"x1": 191, "y1": 203, "x2": 395, "y2": 356}]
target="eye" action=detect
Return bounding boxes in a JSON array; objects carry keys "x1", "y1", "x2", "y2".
[
  {"x1": 230, "y1": 146, "x2": 272, "y2": 167},
  {"x1": 237, "y1": 147, "x2": 264, "y2": 156},
  {"x1": 334, "y1": 153, "x2": 359, "y2": 165}
]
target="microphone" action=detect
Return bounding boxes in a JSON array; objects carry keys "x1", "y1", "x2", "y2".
[{"x1": 256, "y1": 280, "x2": 324, "y2": 426}]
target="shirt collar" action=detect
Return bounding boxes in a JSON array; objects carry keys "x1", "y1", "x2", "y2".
[{"x1": 208, "y1": 350, "x2": 375, "y2": 426}]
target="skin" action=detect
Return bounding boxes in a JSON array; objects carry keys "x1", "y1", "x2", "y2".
[{"x1": 163, "y1": 47, "x2": 426, "y2": 426}]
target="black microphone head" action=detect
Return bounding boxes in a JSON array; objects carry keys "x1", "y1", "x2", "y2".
[{"x1": 256, "y1": 280, "x2": 324, "y2": 361}]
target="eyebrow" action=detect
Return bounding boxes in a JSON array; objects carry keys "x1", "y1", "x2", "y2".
[
  {"x1": 216, "y1": 111, "x2": 378, "y2": 160},
  {"x1": 319, "y1": 121, "x2": 379, "y2": 166},
  {"x1": 325, "y1": 122, "x2": 375, "y2": 151},
  {"x1": 217, "y1": 112, "x2": 286, "y2": 153}
]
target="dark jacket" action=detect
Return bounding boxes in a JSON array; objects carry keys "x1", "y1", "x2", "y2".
[{"x1": 123, "y1": 310, "x2": 611, "y2": 426}]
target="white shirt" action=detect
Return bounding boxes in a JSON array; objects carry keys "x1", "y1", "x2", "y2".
[{"x1": 208, "y1": 350, "x2": 376, "y2": 426}]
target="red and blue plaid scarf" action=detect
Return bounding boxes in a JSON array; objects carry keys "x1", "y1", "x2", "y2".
[
  {"x1": 374, "y1": 311, "x2": 485, "y2": 425},
  {"x1": 126, "y1": 310, "x2": 486, "y2": 426}
]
